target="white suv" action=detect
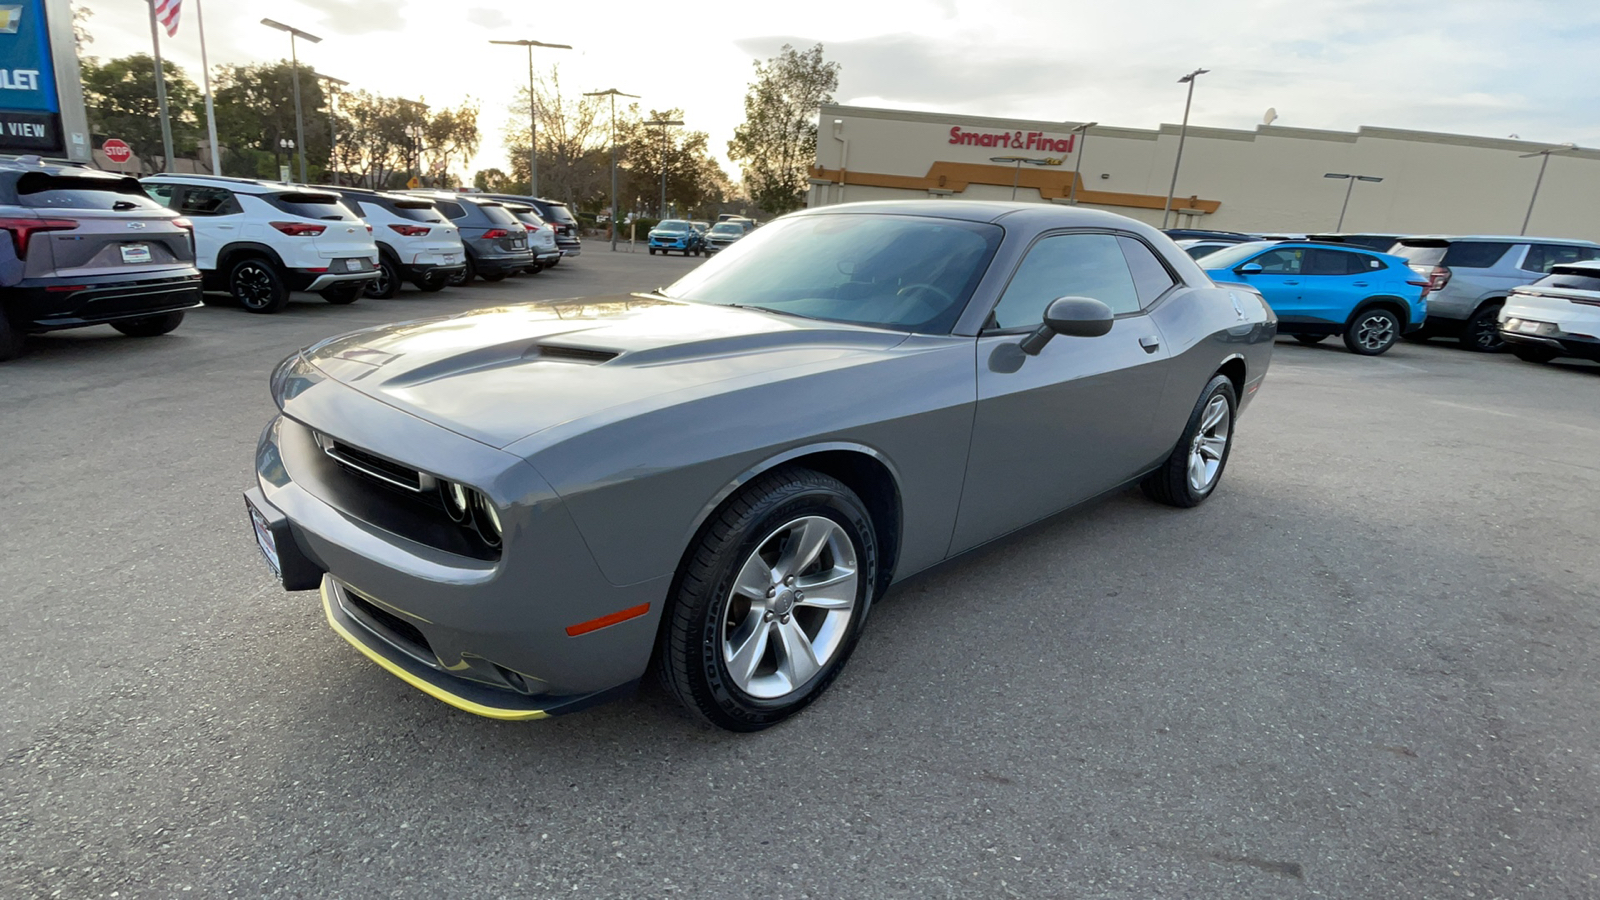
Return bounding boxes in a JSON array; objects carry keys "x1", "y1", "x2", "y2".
[
  {"x1": 1500, "y1": 260, "x2": 1600, "y2": 365},
  {"x1": 141, "y1": 175, "x2": 380, "y2": 314},
  {"x1": 329, "y1": 188, "x2": 466, "y2": 298}
]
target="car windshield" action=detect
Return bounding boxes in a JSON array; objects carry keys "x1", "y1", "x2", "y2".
[
  {"x1": 710, "y1": 223, "x2": 742, "y2": 235},
  {"x1": 1194, "y1": 242, "x2": 1272, "y2": 269},
  {"x1": 657, "y1": 220, "x2": 690, "y2": 231},
  {"x1": 660, "y1": 213, "x2": 1003, "y2": 334}
]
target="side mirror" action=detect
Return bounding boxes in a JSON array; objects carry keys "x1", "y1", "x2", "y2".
[
  {"x1": 1236, "y1": 262, "x2": 1263, "y2": 275},
  {"x1": 1019, "y1": 296, "x2": 1115, "y2": 356}
]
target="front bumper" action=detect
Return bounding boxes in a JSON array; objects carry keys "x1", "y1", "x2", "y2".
[
  {"x1": 9, "y1": 270, "x2": 202, "y2": 331},
  {"x1": 1501, "y1": 328, "x2": 1600, "y2": 361},
  {"x1": 249, "y1": 400, "x2": 666, "y2": 718}
]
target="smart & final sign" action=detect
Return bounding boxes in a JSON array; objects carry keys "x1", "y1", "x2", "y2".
[{"x1": 948, "y1": 126, "x2": 1077, "y2": 154}]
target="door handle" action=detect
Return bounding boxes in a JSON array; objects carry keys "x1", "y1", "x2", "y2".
[
  {"x1": 1282, "y1": 280, "x2": 1299, "y2": 285},
  {"x1": 1352, "y1": 281, "x2": 1369, "y2": 287},
  {"x1": 1139, "y1": 335, "x2": 1161, "y2": 353}
]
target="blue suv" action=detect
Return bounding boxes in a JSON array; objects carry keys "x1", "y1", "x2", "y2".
[
  {"x1": 1198, "y1": 241, "x2": 1429, "y2": 355},
  {"x1": 647, "y1": 219, "x2": 704, "y2": 257}
]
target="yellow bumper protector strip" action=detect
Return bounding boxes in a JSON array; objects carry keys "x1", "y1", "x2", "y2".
[{"x1": 320, "y1": 580, "x2": 548, "y2": 722}]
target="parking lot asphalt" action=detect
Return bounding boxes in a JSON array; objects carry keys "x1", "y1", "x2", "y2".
[{"x1": 3, "y1": 247, "x2": 1598, "y2": 899}]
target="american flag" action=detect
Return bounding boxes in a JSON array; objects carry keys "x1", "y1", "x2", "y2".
[{"x1": 153, "y1": 0, "x2": 181, "y2": 37}]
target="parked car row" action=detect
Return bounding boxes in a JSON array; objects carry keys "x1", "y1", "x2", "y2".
[
  {"x1": 1175, "y1": 227, "x2": 1600, "y2": 360},
  {"x1": 648, "y1": 216, "x2": 755, "y2": 257},
  {"x1": 0, "y1": 158, "x2": 584, "y2": 360}
]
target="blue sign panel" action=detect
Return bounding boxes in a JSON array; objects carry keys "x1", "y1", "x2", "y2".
[{"x1": 0, "y1": 0, "x2": 61, "y2": 114}]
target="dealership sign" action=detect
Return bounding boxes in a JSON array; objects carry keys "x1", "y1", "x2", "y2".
[
  {"x1": 1, "y1": 0, "x2": 65, "y2": 155},
  {"x1": 949, "y1": 126, "x2": 1077, "y2": 154}
]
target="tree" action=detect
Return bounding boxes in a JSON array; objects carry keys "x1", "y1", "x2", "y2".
[
  {"x1": 419, "y1": 100, "x2": 481, "y2": 189},
  {"x1": 619, "y1": 109, "x2": 732, "y2": 218},
  {"x1": 72, "y1": 5, "x2": 92, "y2": 56},
  {"x1": 728, "y1": 43, "x2": 839, "y2": 216},
  {"x1": 473, "y1": 168, "x2": 513, "y2": 193},
  {"x1": 80, "y1": 54, "x2": 202, "y2": 172},
  {"x1": 213, "y1": 62, "x2": 331, "y2": 179},
  {"x1": 502, "y1": 66, "x2": 610, "y2": 205}
]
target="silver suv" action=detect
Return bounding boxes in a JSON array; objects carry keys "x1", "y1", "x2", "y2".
[
  {"x1": 1, "y1": 158, "x2": 202, "y2": 361},
  {"x1": 1390, "y1": 235, "x2": 1600, "y2": 351}
]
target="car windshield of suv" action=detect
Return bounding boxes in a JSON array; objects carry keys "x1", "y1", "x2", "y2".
[
  {"x1": 657, "y1": 220, "x2": 690, "y2": 231},
  {"x1": 660, "y1": 213, "x2": 1003, "y2": 333},
  {"x1": 269, "y1": 192, "x2": 359, "y2": 221},
  {"x1": 1192, "y1": 241, "x2": 1272, "y2": 269},
  {"x1": 478, "y1": 204, "x2": 521, "y2": 226},
  {"x1": 391, "y1": 200, "x2": 446, "y2": 224},
  {"x1": 17, "y1": 173, "x2": 165, "y2": 211},
  {"x1": 710, "y1": 223, "x2": 742, "y2": 235}
]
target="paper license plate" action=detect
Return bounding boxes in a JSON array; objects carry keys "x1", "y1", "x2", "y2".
[
  {"x1": 247, "y1": 500, "x2": 283, "y2": 582},
  {"x1": 120, "y1": 244, "x2": 152, "y2": 263}
]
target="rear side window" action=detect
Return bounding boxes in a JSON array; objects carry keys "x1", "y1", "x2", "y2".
[
  {"x1": 177, "y1": 186, "x2": 240, "y2": 216},
  {"x1": 1390, "y1": 242, "x2": 1447, "y2": 266},
  {"x1": 507, "y1": 207, "x2": 544, "y2": 226},
  {"x1": 1117, "y1": 236, "x2": 1176, "y2": 306},
  {"x1": 435, "y1": 201, "x2": 467, "y2": 220},
  {"x1": 1533, "y1": 268, "x2": 1600, "y2": 292},
  {"x1": 392, "y1": 202, "x2": 445, "y2": 223},
  {"x1": 1441, "y1": 242, "x2": 1511, "y2": 268},
  {"x1": 542, "y1": 203, "x2": 577, "y2": 225},
  {"x1": 16, "y1": 173, "x2": 164, "y2": 211},
  {"x1": 992, "y1": 232, "x2": 1141, "y2": 326},
  {"x1": 265, "y1": 192, "x2": 359, "y2": 221},
  {"x1": 478, "y1": 204, "x2": 520, "y2": 226},
  {"x1": 1521, "y1": 243, "x2": 1600, "y2": 274}
]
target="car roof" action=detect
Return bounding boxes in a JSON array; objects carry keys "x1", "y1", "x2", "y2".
[
  {"x1": 1397, "y1": 234, "x2": 1600, "y2": 246},
  {"x1": 790, "y1": 199, "x2": 1161, "y2": 230},
  {"x1": 141, "y1": 173, "x2": 340, "y2": 196}
]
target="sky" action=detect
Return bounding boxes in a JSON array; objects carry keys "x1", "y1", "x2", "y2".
[{"x1": 72, "y1": 0, "x2": 1600, "y2": 184}]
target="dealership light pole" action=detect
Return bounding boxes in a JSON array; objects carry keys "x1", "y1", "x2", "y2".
[
  {"x1": 314, "y1": 72, "x2": 349, "y2": 185},
  {"x1": 261, "y1": 18, "x2": 322, "y2": 184},
  {"x1": 1161, "y1": 67, "x2": 1209, "y2": 229},
  {"x1": 1323, "y1": 173, "x2": 1383, "y2": 231},
  {"x1": 643, "y1": 118, "x2": 683, "y2": 217},
  {"x1": 1519, "y1": 143, "x2": 1576, "y2": 235},
  {"x1": 1067, "y1": 121, "x2": 1098, "y2": 204},
  {"x1": 990, "y1": 156, "x2": 1059, "y2": 200},
  {"x1": 585, "y1": 88, "x2": 640, "y2": 251},
  {"x1": 489, "y1": 39, "x2": 573, "y2": 197}
]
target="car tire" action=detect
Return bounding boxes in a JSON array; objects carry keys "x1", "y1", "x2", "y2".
[
  {"x1": 365, "y1": 256, "x2": 402, "y2": 299},
  {"x1": 1292, "y1": 334, "x2": 1328, "y2": 345},
  {"x1": 648, "y1": 248, "x2": 656, "y2": 256},
  {"x1": 480, "y1": 270, "x2": 507, "y2": 282},
  {"x1": 0, "y1": 315, "x2": 24, "y2": 362},
  {"x1": 448, "y1": 256, "x2": 476, "y2": 287},
  {"x1": 111, "y1": 311, "x2": 185, "y2": 337},
  {"x1": 1343, "y1": 307, "x2": 1401, "y2": 355},
  {"x1": 1463, "y1": 303, "x2": 1506, "y2": 352},
  {"x1": 229, "y1": 257, "x2": 289, "y2": 314},
  {"x1": 658, "y1": 466, "x2": 878, "y2": 732},
  {"x1": 1141, "y1": 374, "x2": 1237, "y2": 509},
  {"x1": 413, "y1": 274, "x2": 448, "y2": 292},
  {"x1": 1510, "y1": 344, "x2": 1558, "y2": 364},
  {"x1": 320, "y1": 283, "x2": 364, "y2": 304}
]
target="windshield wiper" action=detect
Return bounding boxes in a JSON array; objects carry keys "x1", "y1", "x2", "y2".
[{"x1": 723, "y1": 303, "x2": 819, "y2": 321}]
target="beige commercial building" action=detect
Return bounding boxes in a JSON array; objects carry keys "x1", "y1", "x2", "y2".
[{"x1": 809, "y1": 104, "x2": 1600, "y2": 242}]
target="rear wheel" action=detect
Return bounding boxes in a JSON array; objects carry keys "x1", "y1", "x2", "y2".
[
  {"x1": 413, "y1": 274, "x2": 448, "y2": 292},
  {"x1": 1293, "y1": 334, "x2": 1328, "y2": 345},
  {"x1": 1141, "y1": 375, "x2": 1237, "y2": 508},
  {"x1": 320, "y1": 283, "x2": 364, "y2": 304},
  {"x1": 0, "y1": 315, "x2": 24, "y2": 361},
  {"x1": 448, "y1": 255, "x2": 476, "y2": 286},
  {"x1": 658, "y1": 467, "x2": 878, "y2": 732},
  {"x1": 365, "y1": 256, "x2": 402, "y2": 299},
  {"x1": 1463, "y1": 302, "x2": 1506, "y2": 352},
  {"x1": 480, "y1": 270, "x2": 507, "y2": 282},
  {"x1": 1344, "y1": 307, "x2": 1401, "y2": 355},
  {"x1": 111, "y1": 311, "x2": 185, "y2": 337},
  {"x1": 1510, "y1": 344, "x2": 1558, "y2": 364},
  {"x1": 229, "y1": 258, "x2": 289, "y2": 314}
]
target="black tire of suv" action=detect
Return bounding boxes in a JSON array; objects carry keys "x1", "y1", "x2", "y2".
[
  {"x1": 1343, "y1": 307, "x2": 1401, "y2": 356},
  {"x1": 1140, "y1": 375, "x2": 1238, "y2": 509},
  {"x1": 413, "y1": 274, "x2": 447, "y2": 292},
  {"x1": 448, "y1": 255, "x2": 476, "y2": 287},
  {"x1": 1293, "y1": 334, "x2": 1328, "y2": 345},
  {"x1": 480, "y1": 270, "x2": 507, "y2": 282},
  {"x1": 657, "y1": 466, "x2": 878, "y2": 732},
  {"x1": 320, "y1": 283, "x2": 363, "y2": 304},
  {"x1": 230, "y1": 258, "x2": 290, "y2": 314},
  {"x1": 0, "y1": 315, "x2": 24, "y2": 362},
  {"x1": 1510, "y1": 344, "x2": 1558, "y2": 364},
  {"x1": 648, "y1": 248, "x2": 656, "y2": 255},
  {"x1": 1463, "y1": 302, "x2": 1506, "y2": 352},
  {"x1": 365, "y1": 256, "x2": 402, "y2": 299},
  {"x1": 111, "y1": 311, "x2": 185, "y2": 337}
]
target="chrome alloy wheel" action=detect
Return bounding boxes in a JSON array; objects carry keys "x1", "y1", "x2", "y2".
[
  {"x1": 721, "y1": 515, "x2": 859, "y2": 700},
  {"x1": 1352, "y1": 313, "x2": 1397, "y2": 352},
  {"x1": 1187, "y1": 395, "x2": 1232, "y2": 493}
]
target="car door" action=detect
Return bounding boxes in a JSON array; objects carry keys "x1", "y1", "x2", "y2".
[
  {"x1": 173, "y1": 186, "x2": 242, "y2": 271},
  {"x1": 1235, "y1": 246, "x2": 1308, "y2": 317},
  {"x1": 1296, "y1": 248, "x2": 1368, "y2": 323},
  {"x1": 950, "y1": 232, "x2": 1175, "y2": 553}
]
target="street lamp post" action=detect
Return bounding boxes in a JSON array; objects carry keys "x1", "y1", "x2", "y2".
[
  {"x1": 261, "y1": 18, "x2": 323, "y2": 184},
  {"x1": 314, "y1": 72, "x2": 348, "y2": 185},
  {"x1": 1519, "y1": 143, "x2": 1576, "y2": 236},
  {"x1": 489, "y1": 39, "x2": 573, "y2": 197},
  {"x1": 1161, "y1": 67, "x2": 1210, "y2": 229},
  {"x1": 1067, "y1": 121, "x2": 1098, "y2": 204},
  {"x1": 643, "y1": 118, "x2": 683, "y2": 217},
  {"x1": 989, "y1": 156, "x2": 1058, "y2": 201},
  {"x1": 584, "y1": 88, "x2": 640, "y2": 251},
  {"x1": 1323, "y1": 173, "x2": 1383, "y2": 231}
]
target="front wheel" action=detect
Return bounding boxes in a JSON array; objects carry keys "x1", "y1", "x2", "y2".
[
  {"x1": 229, "y1": 258, "x2": 289, "y2": 314},
  {"x1": 447, "y1": 255, "x2": 476, "y2": 287},
  {"x1": 1463, "y1": 303, "x2": 1506, "y2": 352},
  {"x1": 658, "y1": 467, "x2": 878, "y2": 732},
  {"x1": 365, "y1": 256, "x2": 401, "y2": 299},
  {"x1": 0, "y1": 315, "x2": 24, "y2": 361},
  {"x1": 1344, "y1": 308, "x2": 1400, "y2": 355},
  {"x1": 1141, "y1": 375, "x2": 1237, "y2": 509},
  {"x1": 111, "y1": 311, "x2": 185, "y2": 337},
  {"x1": 1510, "y1": 344, "x2": 1558, "y2": 364}
]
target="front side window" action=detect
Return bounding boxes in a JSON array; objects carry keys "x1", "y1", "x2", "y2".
[
  {"x1": 143, "y1": 182, "x2": 178, "y2": 208},
  {"x1": 177, "y1": 186, "x2": 238, "y2": 216},
  {"x1": 991, "y1": 232, "x2": 1141, "y2": 328},
  {"x1": 1252, "y1": 247, "x2": 1305, "y2": 274}
]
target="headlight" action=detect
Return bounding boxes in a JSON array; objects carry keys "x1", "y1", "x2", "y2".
[
  {"x1": 440, "y1": 481, "x2": 470, "y2": 523},
  {"x1": 473, "y1": 493, "x2": 502, "y2": 547},
  {"x1": 437, "y1": 480, "x2": 501, "y2": 547},
  {"x1": 269, "y1": 352, "x2": 325, "y2": 410}
]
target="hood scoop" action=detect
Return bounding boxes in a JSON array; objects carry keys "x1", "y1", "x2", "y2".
[
  {"x1": 374, "y1": 339, "x2": 618, "y2": 389},
  {"x1": 531, "y1": 344, "x2": 618, "y2": 364}
]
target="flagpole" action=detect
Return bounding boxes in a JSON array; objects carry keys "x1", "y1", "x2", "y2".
[
  {"x1": 195, "y1": 0, "x2": 221, "y2": 175},
  {"x1": 146, "y1": 0, "x2": 176, "y2": 172}
]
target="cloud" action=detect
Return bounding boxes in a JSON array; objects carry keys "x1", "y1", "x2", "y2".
[
  {"x1": 312, "y1": 0, "x2": 405, "y2": 34},
  {"x1": 466, "y1": 7, "x2": 512, "y2": 30}
]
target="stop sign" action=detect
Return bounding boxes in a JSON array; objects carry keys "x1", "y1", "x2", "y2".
[{"x1": 103, "y1": 139, "x2": 133, "y2": 164}]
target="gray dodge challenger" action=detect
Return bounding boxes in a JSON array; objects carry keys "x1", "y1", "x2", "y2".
[{"x1": 245, "y1": 200, "x2": 1276, "y2": 731}]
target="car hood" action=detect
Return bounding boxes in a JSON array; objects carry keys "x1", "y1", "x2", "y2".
[{"x1": 300, "y1": 295, "x2": 910, "y2": 448}]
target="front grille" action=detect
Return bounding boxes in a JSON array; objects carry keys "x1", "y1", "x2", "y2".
[
  {"x1": 340, "y1": 587, "x2": 435, "y2": 664},
  {"x1": 323, "y1": 439, "x2": 425, "y2": 492}
]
